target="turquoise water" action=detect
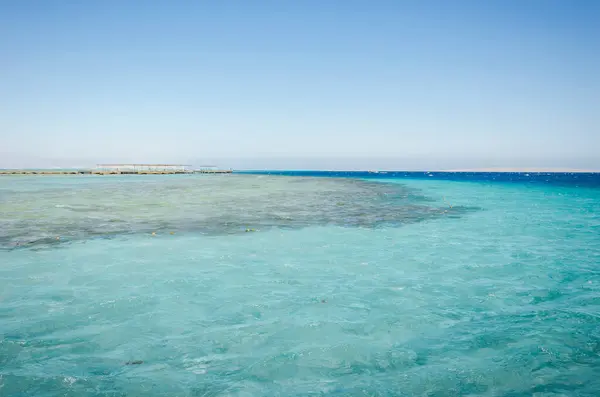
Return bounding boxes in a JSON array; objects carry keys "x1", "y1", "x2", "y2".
[{"x1": 1, "y1": 174, "x2": 600, "y2": 396}]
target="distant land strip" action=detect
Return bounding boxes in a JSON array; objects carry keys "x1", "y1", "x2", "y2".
[
  {"x1": 0, "y1": 170, "x2": 232, "y2": 175},
  {"x1": 437, "y1": 168, "x2": 600, "y2": 173}
]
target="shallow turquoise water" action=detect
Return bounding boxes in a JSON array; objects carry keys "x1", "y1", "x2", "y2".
[{"x1": 1, "y1": 175, "x2": 600, "y2": 396}]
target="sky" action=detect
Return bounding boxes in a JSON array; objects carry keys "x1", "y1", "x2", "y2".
[{"x1": 1, "y1": 0, "x2": 599, "y2": 170}]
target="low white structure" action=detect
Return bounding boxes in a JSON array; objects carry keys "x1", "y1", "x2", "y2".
[
  {"x1": 96, "y1": 164, "x2": 191, "y2": 172},
  {"x1": 194, "y1": 165, "x2": 219, "y2": 171}
]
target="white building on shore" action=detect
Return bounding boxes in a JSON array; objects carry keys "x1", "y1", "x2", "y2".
[{"x1": 96, "y1": 164, "x2": 192, "y2": 172}]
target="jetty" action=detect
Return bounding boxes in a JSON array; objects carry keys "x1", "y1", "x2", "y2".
[{"x1": 0, "y1": 164, "x2": 233, "y2": 175}]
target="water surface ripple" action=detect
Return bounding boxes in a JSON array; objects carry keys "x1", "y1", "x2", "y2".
[{"x1": 1, "y1": 174, "x2": 600, "y2": 396}]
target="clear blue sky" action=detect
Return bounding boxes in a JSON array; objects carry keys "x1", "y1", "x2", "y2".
[{"x1": 1, "y1": 0, "x2": 599, "y2": 169}]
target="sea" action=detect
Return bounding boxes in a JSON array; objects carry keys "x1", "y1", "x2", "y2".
[{"x1": 1, "y1": 171, "x2": 600, "y2": 396}]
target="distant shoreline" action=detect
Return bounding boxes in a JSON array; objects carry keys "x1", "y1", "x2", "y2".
[
  {"x1": 241, "y1": 169, "x2": 600, "y2": 173},
  {"x1": 2, "y1": 168, "x2": 599, "y2": 175},
  {"x1": 0, "y1": 169, "x2": 232, "y2": 175},
  {"x1": 436, "y1": 168, "x2": 600, "y2": 173}
]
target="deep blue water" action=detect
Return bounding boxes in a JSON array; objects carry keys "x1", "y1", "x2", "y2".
[
  {"x1": 1, "y1": 173, "x2": 600, "y2": 396},
  {"x1": 241, "y1": 171, "x2": 600, "y2": 188}
]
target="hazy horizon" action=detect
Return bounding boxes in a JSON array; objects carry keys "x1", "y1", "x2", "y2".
[
  {"x1": 1, "y1": 1, "x2": 599, "y2": 168},
  {"x1": 1, "y1": 152, "x2": 599, "y2": 171}
]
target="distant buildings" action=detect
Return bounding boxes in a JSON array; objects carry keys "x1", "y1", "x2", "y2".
[{"x1": 95, "y1": 164, "x2": 191, "y2": 172}]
